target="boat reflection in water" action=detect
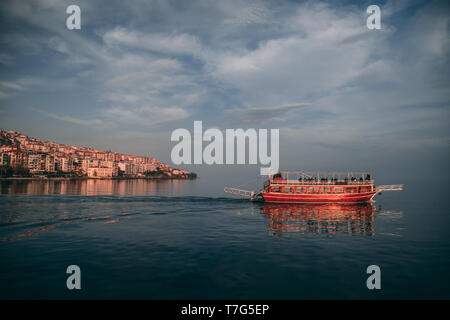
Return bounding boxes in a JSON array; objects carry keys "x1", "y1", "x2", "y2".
[{"x1": 261, "y1": 202, "x2": 377, "y2": 237}]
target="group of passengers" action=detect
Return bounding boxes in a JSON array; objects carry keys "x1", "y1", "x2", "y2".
[{"x1": 272, "y1": 173, "x2": 372, "y2": 183}]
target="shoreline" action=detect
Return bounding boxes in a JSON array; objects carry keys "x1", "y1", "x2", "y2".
[{"x1": 0, "y1": 176, "x2": 198, "y2": 181}]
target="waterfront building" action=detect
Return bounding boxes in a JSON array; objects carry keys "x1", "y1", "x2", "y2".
[
  {"x1": 118, "y1": 161, "x2": 132, "y2": 175},
  {"x1": 87, "y1": 166, "x2": 113, "y2": 178},
  {"x1": 27, "y1": 154, "x2": 41, "y2": 173},
  {"x1": 45, "y1": 155, "x2": 56, "y2": 172},
  {"x1": 8, "y1": 150, "x2": 28, "y2": 168},
  {"x1": 0, "y1": 153, "x2": 10, "y2": 167},
  {"x1": 56, "y1": 156, "x2": 72, "y2": 172},
  {"x1": 99, "y1": 160, "x2": 118, "y2": 176}
]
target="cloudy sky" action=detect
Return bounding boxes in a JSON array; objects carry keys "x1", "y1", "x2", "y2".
[{"x1": 0, "y1": 0, "x2": 448, "y2": 183}]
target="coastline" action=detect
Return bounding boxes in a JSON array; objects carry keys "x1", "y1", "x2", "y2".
[{"x1": 0, "y1": 175, "x2": 198, "y2": 181}]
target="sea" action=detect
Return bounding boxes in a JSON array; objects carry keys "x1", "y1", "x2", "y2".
[{"x1": 0, "y1": 177, "x2": 449, "y2": 299}]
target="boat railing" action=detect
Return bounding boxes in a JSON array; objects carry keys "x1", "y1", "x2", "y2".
[
  {"x1": 224, "y1": 187, "x2": 254, "y2": 198},
  {"x1": 268, "y1": 179, "x2": 373, "y2": 186},
  {"x1": 376, "y1": 184, "x2": 403, "y2": 191}
]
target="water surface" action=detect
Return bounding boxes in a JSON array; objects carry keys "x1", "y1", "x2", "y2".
[{"x1": 0, "y1": 179, "x2": 449, "y2": 299}]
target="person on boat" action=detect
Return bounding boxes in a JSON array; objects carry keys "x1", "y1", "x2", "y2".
[{"x1": 272, "y1": 172, "x2": 282, "y2": 183}]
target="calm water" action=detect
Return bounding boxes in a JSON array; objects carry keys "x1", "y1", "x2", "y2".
[{"x1": 0, "y1": 179, "x2": 449, "y2": 299}]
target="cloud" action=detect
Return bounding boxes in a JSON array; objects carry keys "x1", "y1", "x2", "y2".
[
  {"x1": 0, "y1": 53, "x2": 14, "y2": 65},
  {"x1": 0, "y1": 0, "x2": 448, "y2": 172},
  {"x1": 0, "y1": 80, "x2": 28, "y2": 99},
  {"x1": 103, "y1": 27, "x2": 206, "y2": 58},
  {"x1": 47, "y1": 37, "x2": 71, "y2": 55},
  {"x1": 222, "y1": 3, "x2": 271, "y2": 25},
  {"x1": 223, "y1": 102, "x2": 311, "y2": 125},
  {"x1": 106, "y1": 58, "x2": 181, "y2": 86},
  {"x1": 105, "y1": 105, "x2": 190, "y2": 126},
  {"x1": 212, "y1": 3, "x2": 388, "y2": 107},
  {"x1": 33, "y1": 109, "x2": 104, "y2": 127},
  {"x1": 33, "y1": 102, "x2": 190, "y2": 129},
  {"x1": 0, "y1": 81, "x2": 25, "y2": 91}
]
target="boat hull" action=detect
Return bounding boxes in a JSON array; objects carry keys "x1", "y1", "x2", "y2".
[{"x1": 261, "y1": 191, "x2": 377, "y2": 203}]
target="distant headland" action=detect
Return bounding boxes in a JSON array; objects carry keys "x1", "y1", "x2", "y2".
[{"x1": 0, "y1": 129, "x2": 197, "y2": 180}]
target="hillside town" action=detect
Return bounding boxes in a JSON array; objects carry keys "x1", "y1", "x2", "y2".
[{"x1": 0, "y1": 129, "x2": 196, "y2": 179}]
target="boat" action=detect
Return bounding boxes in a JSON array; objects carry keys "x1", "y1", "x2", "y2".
[{"x1": 224, "y1": 171, "x2": 403, "y2": 204}]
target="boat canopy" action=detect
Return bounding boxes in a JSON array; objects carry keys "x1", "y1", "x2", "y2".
[
  {"x1": 266, "y1": 171, "x2": 374, "y2": 187},
  {"x1": 273, "y1": 171, "x2": 371, "y2": 177}
]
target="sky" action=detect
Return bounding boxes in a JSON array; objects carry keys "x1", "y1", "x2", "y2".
[{"x1": 0, "y1": 0, "x2": 449, "y2": 185}]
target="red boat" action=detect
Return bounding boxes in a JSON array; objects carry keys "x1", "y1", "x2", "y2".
[{"x1": 225, "y1": 171, "x2": 402, "y2": 204}]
